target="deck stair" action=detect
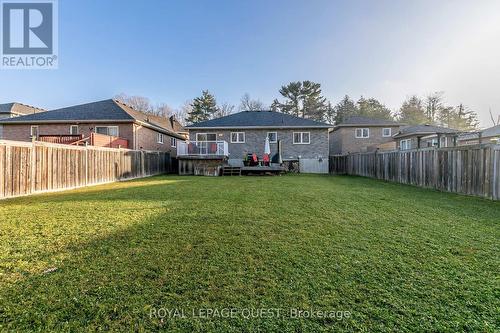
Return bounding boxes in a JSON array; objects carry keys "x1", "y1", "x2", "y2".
[{"x1": 222, "y1": 166, "x2": 241, "y2": 176}]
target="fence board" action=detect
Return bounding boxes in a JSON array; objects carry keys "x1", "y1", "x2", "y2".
[
  {"x1": 0, "y1": 140, "x2": 171, "y2": 199},
  {"x1": 330, "y1": 144, "x2": 500, "y2": 200}
]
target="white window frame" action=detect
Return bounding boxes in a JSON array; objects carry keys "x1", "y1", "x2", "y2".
[
  {"x1": 400, "y1": 139, "x2": 411, "y2": 150},
  {"x1": 157, "y1": 133, "x2": 164, "y2": 144},
  {"x1": 108, "y1": 126, "x2": 119, "y2": 137},
  {"x1": 440, "y1": 136, "x2": 448, "y2": 147},
  {"x1": 230, "y1": 132, "x2": 245, "y2": 143},
  {"x1": 95, "y1": 126, "x2": 119, "y2": 137},
  {"x1": 293, "y1": 132, "x2": 310, "y2": 144},
  {"x1": 355, "y1": 128, "x2": 369, "y2": 138},
  {"x1": 267, "y1": 132, "x2": 278, "y2": 143},
  {"x1": 382, "y1": 128, "x2": 391, "y2": 137},
  {"x1": 70, "y1": 125, "x2": 79, "y2": 135},
  {"x1": 95, "y1": 126, "x2": 108, "y2": 135},
  {"x1": 30, "y1": 125, "x2": 39, "y2": 138},
  {"x1": 170, "y1": 137, "x2": 177, "y2": 147},
  {"x1": 196, "y1": 133, "x2": 217, "y2": 142}
]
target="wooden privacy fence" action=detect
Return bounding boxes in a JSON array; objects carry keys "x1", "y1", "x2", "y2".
[
  {"x1": 330, "y1": 144, "x2": 500, "y2": 200},
  {"x1": 0, "y1": 140, "x2": 171, "y2": 199}
]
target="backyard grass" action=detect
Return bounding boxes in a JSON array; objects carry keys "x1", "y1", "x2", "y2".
[{"x1": 0, "y1": 175, "x2": 498, "y2": 332}]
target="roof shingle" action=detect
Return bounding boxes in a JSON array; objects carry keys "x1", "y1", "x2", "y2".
[
  {"x1": 0, "y1": 102, "x2": 44, "y2": 115},
  {"x1": 0, "y1": 99, "x2": 185, "y2": 139},
  {"x1": 186, "y1": 111, "x2": 332, "y2": 128},
  {"x1": 394, "y1": 124, "x2": 459, "y2": 138}
]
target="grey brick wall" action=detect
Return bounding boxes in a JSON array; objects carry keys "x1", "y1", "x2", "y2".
[{"x1": 189, "y1": 128, "x2": 329, "y2": 161}]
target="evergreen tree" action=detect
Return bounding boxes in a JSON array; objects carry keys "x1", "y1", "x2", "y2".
[
  {"x1": 186, "y1": 90, "x2": 219, "y2": 124},
  {"x1": 438, "y1": 104, "x2": 479, "y2": 130},
  {"x1": 357, "y1": 97, "x2": 393, "y2": 120},
  {"x1": 271, "y1": 81, "x2": 328, "y2": 119},
  {"x1": 301, "y1": 81, "x2": 328, "y2": 120},
  {"x1": 398, "y1": 95, "x2": 428, "y2": 125},
  {"x1": 332, "y1": 95, "x2": 357, "y2": 124},
  {"x1": 271, "y1": 81, "x2": 302, "y2": 116}
]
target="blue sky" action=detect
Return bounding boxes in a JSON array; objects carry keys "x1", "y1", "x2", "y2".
[{"x1": 1, "y1": 0, "x2": 500, "y2": 126}]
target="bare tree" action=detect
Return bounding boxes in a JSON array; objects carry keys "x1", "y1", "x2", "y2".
[
  {"x1": 114, "y1": 93, "x2": 177, "y2": 118},
  {"x1": 425, "y1": 92, "x2": 444, "y2": 123},
  {"x1": 172, "y1": 100, "x2": 193, "y2": 126},
  {"x1": 155, "y1": 103, "x2": 174, "y2": 118},
  {"x1": 114, "y1": 93, "x2": 153, "y2": 113},
  {"x1": 489, "y1": 108, "x2": 499, "y2": 126},
  {"x1": 215, "y1": 102, "x2": 235, "y2": 118},
  {"x1": 239, "y1": 93, "x2": 265, "y2": 111}
]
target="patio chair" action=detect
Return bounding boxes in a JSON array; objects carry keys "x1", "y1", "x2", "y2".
[
  {"x1": 250, "y1": 153, "x2": 259, "y2": 166},
  {"x1": 262, "y1": 154, "x2": 270, "y2": 166}
]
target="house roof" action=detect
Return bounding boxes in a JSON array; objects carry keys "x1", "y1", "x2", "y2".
[
  {"x1": 482, "y1": 124, "x2": 500, "y2": 138},
  {"x1": 186, "y1": 111, "x2": 333, "y2": 129},
  {"x1": 0, "y1": 102, "x2": 45, "y2": 115},
  {"x1": 335, "y1": 116, "x2": 403, "y2": 127},
  {"x1": 393, "y1": 124, "x2": 459, "y2": 138},
  {"x1": 0, "y1": 99, "x2": 185, "y2": 139}
]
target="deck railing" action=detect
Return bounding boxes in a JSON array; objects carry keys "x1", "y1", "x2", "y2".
[
  {"x1": 38, "y1": 133, "x2": 129, "y2": 149},
  {"x1": 177, "y1": 140, "x2": 228, "y2": 156},
  {"x1": 38, "y1": 134, "x2": 83, "y2": 145}
]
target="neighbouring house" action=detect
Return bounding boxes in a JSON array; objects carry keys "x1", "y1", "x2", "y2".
[
  {"x1": 181, "y1": 110, "x2": 333, "y2": 174},
  {"x1": 393, "y1": 124, "x2": 460, "y2": 150},
  {"x1": 0, "y1": 102, "x2": 44, "y2": 119},
  {"x1": 329, "y1": 116, "x2": 404, "y2": 154},
  {"x1": 0, "y1": 99, "x2": 185, "y2": 154},
  {"x1": 457, "y1": 125, "x2": 500, "y2": 146}
]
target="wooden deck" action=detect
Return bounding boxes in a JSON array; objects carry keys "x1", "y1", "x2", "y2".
[
  {"x1": 241, "y1": 165, "x2": 285, "y2": 175},
  {"x1": 177, "y1": 155, "x2": 226, "y2": 160}
]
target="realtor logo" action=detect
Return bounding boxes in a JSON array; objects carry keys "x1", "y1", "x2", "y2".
[{"x1": 1, "y1": 0, "x2": 58, "y2": 69}]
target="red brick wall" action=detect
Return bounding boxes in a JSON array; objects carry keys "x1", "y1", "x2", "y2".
[
  {"x1": 1, "y1": 123, "x2": 134, "y2": 145},
  {"x1": 133, "y1": 124, "x2": 177, "y2": 155},
  {"x1": 1, "y1": 122, "x2": 180, "y2": 154}
]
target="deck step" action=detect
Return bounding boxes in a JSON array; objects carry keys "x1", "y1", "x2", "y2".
[{"x1": 222, "y1": 166, "x2": 241, "y2": 176}]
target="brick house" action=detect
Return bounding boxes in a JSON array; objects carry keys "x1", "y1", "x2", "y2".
[
  {"x1": 0, "y1": 99, "x2": 185, "y2": 154},
  {"x1": 393, "y1": 124, "x2": 460, "y2": 150},
  {"x1": 184, "y1": 111, "x2": 333, "y2": 173},
  {"x1": 0, "y1": 102, "x2": 44, "y2": 119},
  {"x1": 329, "y1": 116, "x2": 404, "y2": 154},
  {"x1": 457, "y1": 125, "x2": 500, "y2": 146}
]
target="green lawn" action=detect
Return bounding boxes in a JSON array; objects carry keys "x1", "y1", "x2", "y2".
[{"x1": 0, "y1": 175, "x2": 498, "y2": 332}]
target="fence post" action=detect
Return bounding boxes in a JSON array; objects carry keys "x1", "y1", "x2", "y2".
[
  {"x1": 85, "y1": 142, "x2": 88, "y2": 186},
  {"x1": 141, "y1": 150, "x2": 145, "y2": 177},
  {"x1": 30, "y1": 137, "x2": 36, "y2": 194}
]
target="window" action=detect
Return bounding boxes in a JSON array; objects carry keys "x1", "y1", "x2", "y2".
[
  {"x1": 267, "y1": 132, "x2": 277, "y2": 143},
  {"x1": 95, "y1": 126, "x2": 119, "y2": 137},
  {"x1": 30, "y1": 126, "x2": 39, "y2": 138},
  {"x1": 293, "y1": 132, "x2": 310, "y2": 144},
  {"x1": 108, "y1": 126, "x2": 119, "y2": 137},
  {"x1": 440, "y1": 136, "x2": 448, "y2": 147},
  {"x1": 400, "y1": 139, "x2": 411, "y2": 150},
  {"x1": 196, "y1": 133, "x2": 217, "y2": 141},
  {"x1": 382, "y1": 128, "x2": 391, "y2": 137},
  {"x1": 0, "y1": 125, "x2": 3, "y2": 139},
  {"x1": 431, "y1": 138, "x2": 439, "y2": 147},
  {"x1": 355, "y1": 128, "x2": 369, "y2": 138},
  {"x1": 70, "y1": 125, "x2": 78, "y2": 135},
  {"x1": 170, "y1": 137, "x2": 177, "y2": 147},
  {"x1": 157, "y1": 133, "x2": 164, "y2": 144},
  {"x1": 230, "y1": 132, "x2": 245, "y2": 143}
]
